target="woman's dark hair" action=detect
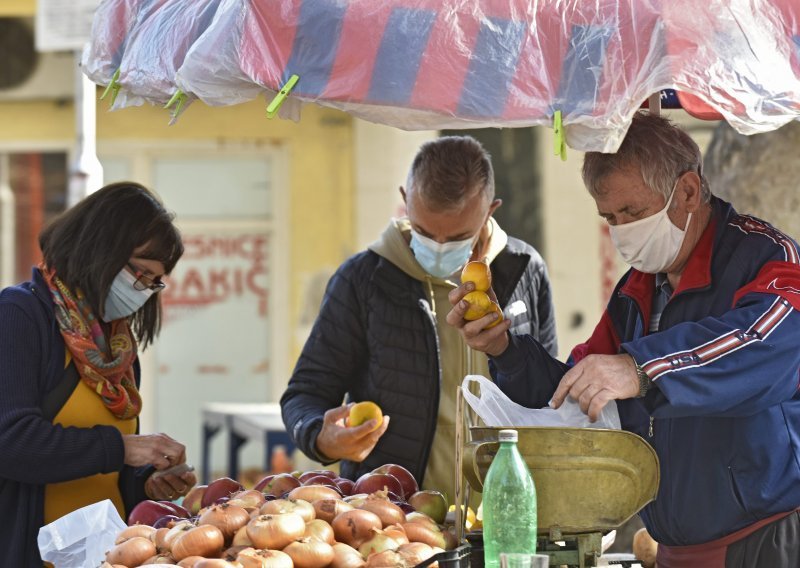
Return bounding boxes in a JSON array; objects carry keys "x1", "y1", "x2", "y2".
[{"x1": 39, "y1": 181, "x2": 183, "y2": 347}]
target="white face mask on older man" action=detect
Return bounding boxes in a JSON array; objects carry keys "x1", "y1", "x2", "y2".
[{"x1": 608, "y1": 183, "x2": 692, "y2": 274}]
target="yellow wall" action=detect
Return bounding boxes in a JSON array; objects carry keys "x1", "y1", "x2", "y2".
[
  {"x1": 0, "y1": 96, "x2": 356, "y2": 363},
  {"x1": 0, "y1": 0, "x2": 35, "y2": 17}
]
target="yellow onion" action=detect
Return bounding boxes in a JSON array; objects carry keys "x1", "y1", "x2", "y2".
[
  {"x1": 288, "y1": 485, "x2": 342, "y2": 503},
  {"x1": 237, "y1": 547, "x2": 293, "y2": 568},
  {"x1": 246, "y1": 513, "x2": 306, "y2": 550},
  {"x1": 358, "y1": 528, "x2": 401, "y2": 559},
  {"x1": 115, "y1": 524, "x2": 157, "y2": 544},
  {"x1": 357, "y1": 497, "x2": 405, "y2": 529},
  {"x1": 331, "y1": 542, "x2": 366, "y2": 568},
  {"x1": 106, "y1": 536, "x2": 157, "y2": 567},
  {"x1": 260, "y1": 498, "x2": 315, "y2": 523},
  {"x1": 332, "y1": 509, "x2": 382, "y2": 548},
  {"x1": 198, "y1": 503, "x2": 251, "y2": 542},
  {"x1": 400, "y1": 522, "x2": 446, "y2": 549},
  {"x1": 312, "y1": 498, "x2": 352, "y2": 524},
  {"x1": 397, "y1": 542, "x2": 435, "y2": 566},
  {"x1": 284, "y1": 537, "x2": 336, "y2": 568},
  {"x1": 304, "y1": 518, "x2": 335, "y2": 544},
  {"x1": 171, "y1": 525, "x2": 225, "y2": 561},
  {"x1": 232, "y1": 525, "x2": 253, "y2": 547},
  {"x1": 364, "y1": 550, "x2": 406, "y2": 568}
]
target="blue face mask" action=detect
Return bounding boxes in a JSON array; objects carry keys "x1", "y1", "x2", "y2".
[
  {"x1": 102, "y1": 268, "x2": 155, "y2": 322},
  {"x1": 410, "y1": 230, "x2": 475, "y2": 278}
]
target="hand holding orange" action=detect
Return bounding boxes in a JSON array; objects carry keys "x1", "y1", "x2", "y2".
[
  {"x1": 346, "y1": 401, "x2": 383, "y2": 432},
  {"x1": 461, "y1": 261, "x2": 504, "y2": 328}
]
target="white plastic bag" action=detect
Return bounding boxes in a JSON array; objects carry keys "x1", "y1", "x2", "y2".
[
  {"x1": 38, "y1": 499, "x2": 126, "y2": 568},
  {"x1": 461, "y1": 375, "x2": 621, "y2": 430}
]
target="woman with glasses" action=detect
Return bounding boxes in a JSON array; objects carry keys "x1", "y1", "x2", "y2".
[{"x1": 0, "y1": 182, "x2": 197, "y2": 566}]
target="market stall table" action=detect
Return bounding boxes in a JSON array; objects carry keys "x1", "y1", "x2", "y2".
[{"x1": 200, "y1": 402, "x2": 294, "y2": 483}]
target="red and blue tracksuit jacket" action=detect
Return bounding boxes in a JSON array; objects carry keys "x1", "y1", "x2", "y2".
[{"x1": 490, "y1": 197, "x2": 800, "y2": 546}]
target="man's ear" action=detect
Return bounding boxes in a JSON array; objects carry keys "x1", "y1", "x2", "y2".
[
  {"x1": 679, "y1": 172, "x2": 702, "y2": 212},
  {"x1": 487, "y1": 198, "x2": 502, "y2": 217}
]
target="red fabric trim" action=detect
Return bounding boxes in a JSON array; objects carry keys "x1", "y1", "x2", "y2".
[
  {"x1": 619, "y1": 270, "x2": 654, "y2": 329},
  {"x1": 672, "y1": 216, "x2": 716, "y2": 295},
  {"x1": 733, "y1": 260, "x2": 800, "y2": 311},
  {"x1": 569, "y1": 310, "x2": 620, "y2": 363},
  {"x1": 656, "y1": 509, "x2": 796, "y2": 568},
  {"x1": 642, "y1": 296, "x2": 792, "y2": 379}
]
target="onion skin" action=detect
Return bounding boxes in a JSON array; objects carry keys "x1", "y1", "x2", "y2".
[
  {"x1": 194, "y1": 560, "x2": 240, "y2": 568},
  {"x1": 400, "y1": 522, "x2": 446, "y2": 549},
  {"x1": 177, "y1": 556, "x2": 206, "y2": 568},
  {"x1": 288, "y1": 485, "x2": 342, "y2": 503},
  {"x1": 246, "y1": 513, "x2": 306, "y2": 550},
  {"x1": 232, "y1": 525, "x2": 254, "y2": 547},
  {"x1": 284, "y1": 538, "x2": 336, "y2": 568},
  {"x1": 116, "y1": 524, "x2": 157, "y2": 544},
  {"x1": 358, "y1": 529, "x2": 401, "y2": 558},
  {"x1": 313, "y1": 499, "x2": 353, "y2": 523},
  {"x1": 357, "y1": 498, "x2": 406, "y2": 528},
  {"x1": 171, "y1": 525, "x2": 225, "y2": 561},
  {"x1": 237, "y1": 547, "x2": 293, "y2": 568},
  {"x1": 260, "y1": 498, "x2": 316, "y2": 523},
  {"x1": 364, "y1": 549, "x2": 406, "y2": 568},
  {"x1": 331, "y1": 543, "x2": 366, "y2": 568},
  {"x1": 332, "y1": 509, "x2": 383, "y2": 549},
  {"x1": 198, "y1": 503, "x2": 251, "y2": 542},
  {"x1": 397, "y1": 542, "x2": 435, "y2": 566},
  {"x1": 304, "y1": 518, "x2": 336, "y2": 544},
  {"x1": 106, "y1": 536, "x2": 158, "y2": 566}
]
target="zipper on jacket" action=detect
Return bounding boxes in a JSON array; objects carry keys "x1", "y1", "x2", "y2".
[
  {"x1": 648, "y1": 416, "x2": 654, "y2": 438},
  {"x1": 418, "y1": 297, "x2": 442, "y2": 481}
]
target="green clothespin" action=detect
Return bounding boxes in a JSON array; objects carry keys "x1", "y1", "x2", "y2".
[
  {"x1": 553, "y1": 110, "x2": 567, "y2": 161},
  {"x1": 266, "y1": 74, "x2": 299, "y2": 118},
  {"x1": 100, "y1": 69, "x2": 121, "y2": 107},
  {"x1": 164, "y1": 90, "x2": 188, "y2": 121}
]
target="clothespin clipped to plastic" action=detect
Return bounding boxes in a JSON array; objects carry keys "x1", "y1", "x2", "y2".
[
  {"x1": 553, "y1": 110, "x2": 567, "y2": 161},
  {"x1": 164, "y1": 89, "x2": 188, "y2": 122},
  {"x1": 100, "y1": 69, "x2": 121, "y2": 107},
  {"x1": 266, "y1": 74, "x2": 299, "y2": 118}
]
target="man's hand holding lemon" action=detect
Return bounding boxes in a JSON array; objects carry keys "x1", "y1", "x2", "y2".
[
  {"x1": 446, "y1": 260, "x2": 511, "y2": 357},
  {"x1": 315, "y1": 401, "x2": 390, "y2": 463}
]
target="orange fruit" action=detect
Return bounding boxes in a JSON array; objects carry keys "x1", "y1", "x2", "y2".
[
  {"x1": 483, "y1": 302, "x2": 504, "y2": 329},
  {"x1": 463, "y1": 291, "x2": 493, "y2": 320},
  {"x1": 461, "y1": 261, "x2": 492, "y2": 292},
  {"x1": 347, "y1": 401, "x2": 383, "y2": 431}
]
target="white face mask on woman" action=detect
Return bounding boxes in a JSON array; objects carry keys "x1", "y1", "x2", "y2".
[
  {"x1": 102, "y1": 268, "x2": 155, "y2": 321},
  {"x1": 608, "y1": 183, "x2": 692, "y2": 274}
]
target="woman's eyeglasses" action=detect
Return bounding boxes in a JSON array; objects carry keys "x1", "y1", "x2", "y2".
[{"x1": 127, "y1": 262, "x2": 167, "y2": 292}]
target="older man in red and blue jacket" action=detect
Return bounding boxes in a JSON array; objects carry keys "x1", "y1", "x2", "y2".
[{"x1": 447, "y1": 112, "x2": 800, "y2": 568}]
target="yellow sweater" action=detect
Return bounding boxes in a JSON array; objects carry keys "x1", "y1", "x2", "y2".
[{"x1": 43, "y1": 353, "x2": 137, "y2": 524}]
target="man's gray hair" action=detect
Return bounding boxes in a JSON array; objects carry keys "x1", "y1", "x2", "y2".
[
  {"x1": 582, "y1": 112, "x2": 712, "y2": 203},
  {"x1": 406, "y1": 136, "x2": 495, "y2": 209}
]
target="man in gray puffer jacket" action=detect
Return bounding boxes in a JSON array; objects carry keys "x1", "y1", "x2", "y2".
[{"x1": 280, "y1": 136, "x2": 557, "y2": 500}]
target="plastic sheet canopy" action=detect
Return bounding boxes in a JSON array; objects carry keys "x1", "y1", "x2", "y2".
[{"x1": 83, "y1": 0, "x2": 800, "y2": 152}]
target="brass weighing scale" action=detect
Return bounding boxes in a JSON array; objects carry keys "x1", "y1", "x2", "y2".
[{"x1": 454, "y1": 387, "x2": 660, "y2": 568}]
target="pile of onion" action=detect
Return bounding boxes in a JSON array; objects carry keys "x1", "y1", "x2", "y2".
[{"x1": 106, "y1": 479, "x2": 452, "y2": 567}]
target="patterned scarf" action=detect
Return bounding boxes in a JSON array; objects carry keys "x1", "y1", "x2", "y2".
[{"x1": 40, "y1": 265, "x2": 142, "y2": 420}]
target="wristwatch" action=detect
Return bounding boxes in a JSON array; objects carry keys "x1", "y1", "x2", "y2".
[{"x1": 635, "y1": 363, "x2": 653, "y2": 398}]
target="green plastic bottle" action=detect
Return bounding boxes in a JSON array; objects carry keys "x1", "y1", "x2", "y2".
[{"x1": 482, "y1": 429, "x2": 538, "y2": 568}]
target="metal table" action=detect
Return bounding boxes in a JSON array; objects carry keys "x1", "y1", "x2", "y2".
[{"x1": 201, "y1": 402, "x2": 294, "y2": 483}]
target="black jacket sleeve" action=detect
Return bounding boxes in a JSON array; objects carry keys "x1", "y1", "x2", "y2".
[
  {"x1": 280, "y1": 256, "x2": 369, "y2": 463},
  {"x1": 532, "y1": 261, "x2": 558, "y2": 358}
]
